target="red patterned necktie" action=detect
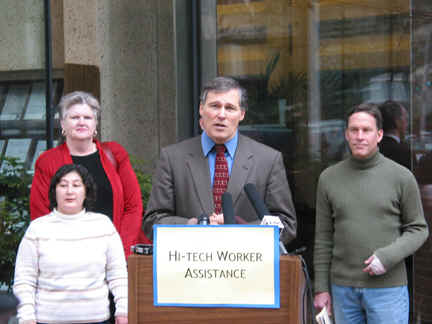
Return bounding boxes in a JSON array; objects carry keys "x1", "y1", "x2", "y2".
[{"x1": 213, "y1": 144, "x2": 229, "y2": 214}]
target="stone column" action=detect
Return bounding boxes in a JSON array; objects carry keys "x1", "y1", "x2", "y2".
[{"x1": 63, "y1": 0, "x2": 180, "y2": 172}]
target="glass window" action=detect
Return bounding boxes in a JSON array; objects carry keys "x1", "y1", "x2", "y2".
[
  {"x1": 24, "y1": 81, "x2": 47, "y2": 120},
  {"x1": 412, "y1": 1, "x2": 432, "y2": 323},
  {"x1": 0, "y1": 78, "x2": 63, "y2": 171},
  {"x1": 1, "y1": 84, "x2": 29, "y2": 121},
  {"x1": 202, "y1": 0, "x2": 410, "y2": 249},
  {"x1": 201, "y1": 0, "x2": 432, "y2": 321}
]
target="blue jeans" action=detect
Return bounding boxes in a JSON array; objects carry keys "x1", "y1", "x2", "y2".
[{"x1": 331, "y1": 284, "x2": 409, "y2": 324}]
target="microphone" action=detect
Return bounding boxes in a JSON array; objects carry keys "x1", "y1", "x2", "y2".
[
  {"x1": 198, "y1": 213, "x2": 209, "y2": 225},
  {"x1": 222, "y1": 192, "x2": 236, "y2": 224},
  {"x1": 244, "y1": 183, "x2": 288, "y2": 255},
  {"x1": 244, "y1": 183, "x2": 269, "y2": 220}
]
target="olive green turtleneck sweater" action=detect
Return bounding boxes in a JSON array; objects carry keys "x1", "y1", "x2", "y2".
[{"x1": 314, "y1": 151, "x2": 429, "y2": 293}]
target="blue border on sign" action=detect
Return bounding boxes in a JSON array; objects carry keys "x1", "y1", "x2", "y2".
[{"x1": 153, "y1": 224, "x2": 280, "y2": 308}]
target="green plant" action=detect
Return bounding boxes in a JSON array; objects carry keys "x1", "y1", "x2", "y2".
[
  {"x1": 0, "y1": 157, "x2": 32, "y2": 291},
  {"x1": 130, "y1": 157, "x2": 153, "y2": 210}
]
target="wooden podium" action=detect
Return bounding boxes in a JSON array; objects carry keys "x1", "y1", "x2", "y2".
[{"x1": 128, "y1": 254, "x2": 306, "y2": 324}]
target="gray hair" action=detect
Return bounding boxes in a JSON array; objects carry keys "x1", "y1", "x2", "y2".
[
  {"x1": 58, "y1": 91, "x2": 101, "y2": 122},
  {"x1": 200, "y1": 76, "x2": 248, "y2": 110}
]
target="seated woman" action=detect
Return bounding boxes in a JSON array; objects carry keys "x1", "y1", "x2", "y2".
[{"x1": 13, "y1": 164, "x2": 128, "y2": 324}]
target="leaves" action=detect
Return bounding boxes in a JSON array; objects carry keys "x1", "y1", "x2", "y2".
[
  {"x1": 0, "y1": 157, "x2": 31, "y2": 291},
  {"x1": 129, "y1": 156, "x2": 153, "y2": 210}
]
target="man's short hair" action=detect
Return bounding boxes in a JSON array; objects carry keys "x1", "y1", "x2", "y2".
[
  {"x1": 200, "y1": 76, "x2": 248, "y2": 110},
  {"x1": 345, "y1": 103, "x2": 383, "y2": 130},
  {"x1": 378, "y1": 100, "x2": 405, "y2": 132}
]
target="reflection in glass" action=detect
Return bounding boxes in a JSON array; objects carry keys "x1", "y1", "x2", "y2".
[
  {"x1": 211, "y1": 0, "x2": 411, "y2": 267},
  {"x1": 412, "y1": 1, "x2": 432, "y2": 322},
  {"x1": 1, "y1": 84, "x2": 30, "y2": 121},
  {"x1": 30, "y1": 140, "x2": 47, "y2": 171},
  {"x1": 24, "y1": 81, "x2": 46, "y2": 120},
  {"x1": 0, "y1": 79, "x2": 63, "y2": 171},
  {"x1": 4, "y1": 139, "x2": 32, "y2": 163},
  {"x1": 204, "y1": 1, "x2": 432, "y2": 320}
]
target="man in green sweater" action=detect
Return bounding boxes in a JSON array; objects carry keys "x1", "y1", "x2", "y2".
[{"x1": 313, "y1": 103, "x2": 429, "y2": 324}]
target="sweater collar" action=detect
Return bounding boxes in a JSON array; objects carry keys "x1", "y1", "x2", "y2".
[
  {"x1": 53, "y1": 208, "x2": 87, "y2": 220},
  {"x1": 348, "y1": 150, "x2": 382, "y2": 170}
]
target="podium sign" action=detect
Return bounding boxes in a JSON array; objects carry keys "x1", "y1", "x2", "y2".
[{"x1": 153, "y1": 225, "x2": 280, "y2": 308}]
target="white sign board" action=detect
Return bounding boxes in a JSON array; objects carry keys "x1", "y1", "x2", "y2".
[{"x1": 153, "y1": 225, "x2": 280, "y2": 308}]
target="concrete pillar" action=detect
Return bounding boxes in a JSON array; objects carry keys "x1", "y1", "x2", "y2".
[{"x1": 63, "y1": 0, "x2": 180, "y2": 172}]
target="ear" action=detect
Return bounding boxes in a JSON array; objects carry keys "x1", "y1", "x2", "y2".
[
  {"x1": 377, "y1": 129, "x2": 383, "y2": 143},
  {"x1": 239, "y1": 109, "x2": 246, "y2": 122},
  {"x1": 199, "y1": 104, "x2": 204, "y2": 117}
]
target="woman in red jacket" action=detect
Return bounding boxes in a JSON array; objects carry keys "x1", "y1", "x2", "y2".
[{"x1": 30, "y1": 91, "x2": 150, "y2": 258}]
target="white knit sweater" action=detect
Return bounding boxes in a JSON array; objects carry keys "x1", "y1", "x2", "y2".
[{"x1": 13, "y1": 209, "x2": 128, "y2": 324}]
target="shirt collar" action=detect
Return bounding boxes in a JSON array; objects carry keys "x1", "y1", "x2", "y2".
[
  {"x1": 384, "y1": 134, "x2": 401, "y2": 143},
  {"x1": 201, "y1": 131, "x2": 238, "y2": 158}
]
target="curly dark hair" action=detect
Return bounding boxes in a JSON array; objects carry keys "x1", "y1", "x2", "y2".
[{"x1": 48, "y1": 164, "x2": 97, "y2": 211}]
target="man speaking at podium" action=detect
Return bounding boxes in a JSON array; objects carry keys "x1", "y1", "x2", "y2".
[{"x1": 142, "y1": 76, "x2": 296, "y2": 245}]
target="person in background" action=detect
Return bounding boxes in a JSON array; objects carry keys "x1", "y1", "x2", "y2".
[
  {"x1": 313, "y1": 103, "x2": 428, "y2": 324},
  {"x1": 378, "y1": 100, "x2": 412, "y2": 169},
  {"x1": 143, "y1": 76, "x2": 296, "y2": 245},
  {"x1": 14, "y1": 164, "x2": 128, "y2": 324},
  {"x1": 30, "y1": 91, "x2": 148, "y2": 258},
  {"x1": 378, "y1": 100, "x2": 416, "y2": 319}
]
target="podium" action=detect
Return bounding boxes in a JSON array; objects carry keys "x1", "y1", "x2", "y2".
[{"x1": 128, "y1": 254, "x2": 306, "y2": 324}]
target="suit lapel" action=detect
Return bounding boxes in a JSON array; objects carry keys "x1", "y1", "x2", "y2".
[
  {"x1": 228, "y1": 135, "x2": 253, "y2": 205},
  {"x1": 185, "y1": 138, "x2": 213, "y2": 213}
]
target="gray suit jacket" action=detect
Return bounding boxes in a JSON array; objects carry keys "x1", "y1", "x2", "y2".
[{"x1": 143, "y1": 134, "x2": 297, "y2": 244}]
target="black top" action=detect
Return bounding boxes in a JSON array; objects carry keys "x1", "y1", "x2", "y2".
[
  {"x1": 378, "y1": 136, "x2": 412, "y2": 170},
  {"x1": 72, "y1": 151, "x2": 114, "y2": 220}
]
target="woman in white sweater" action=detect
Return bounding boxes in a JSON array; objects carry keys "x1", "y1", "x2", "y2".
[{"x1": 13, "y1": 164, "x2": 128, "y2": 324}]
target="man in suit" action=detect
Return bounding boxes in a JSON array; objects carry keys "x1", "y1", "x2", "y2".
[
  {"x1": 143, "y1": 76, "x2": 296, "y2": 245},
  {"x1": 378, "y1": 100, "x2": 412, "y2": 169}
]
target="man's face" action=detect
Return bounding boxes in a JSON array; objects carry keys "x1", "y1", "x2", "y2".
[
  {"x1": 345, "y1": 112, "x2": 383, "y2": 159},
  {"x1": 199, "y1": 89, "x2": 245, "y2": 144}
]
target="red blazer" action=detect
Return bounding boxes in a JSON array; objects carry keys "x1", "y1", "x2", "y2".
[{"x1": 30, "y1": 140, "x2": 150, "y2": 257}]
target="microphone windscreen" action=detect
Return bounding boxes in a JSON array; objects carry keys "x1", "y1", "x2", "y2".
[
  {"x1": 244, "y1": 183, "x2": 270, "y2": 219},
  {"x1": 222, "y1": 192, "x2": 236, "y2": 224},
  {"x1": 198, "y1": 213, "x2": 209, "y2": 225}
]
